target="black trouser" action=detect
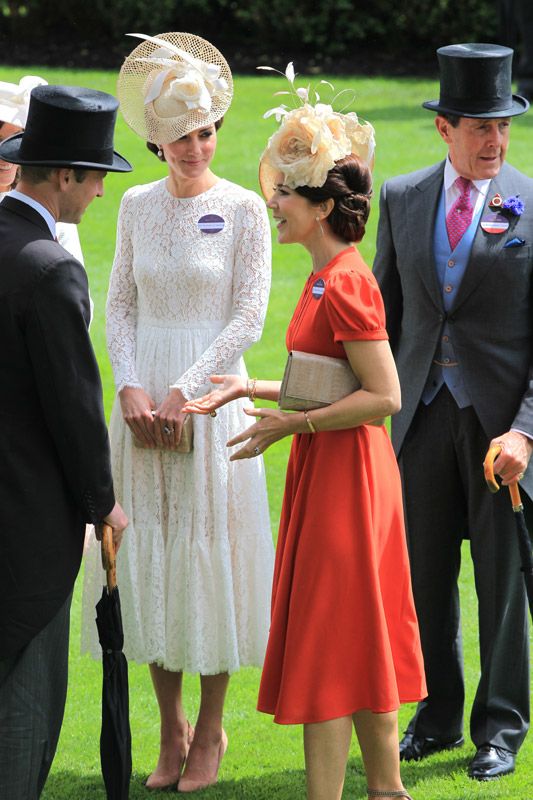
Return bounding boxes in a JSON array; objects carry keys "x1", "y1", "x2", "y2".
[{"x1": 400, "y1": 387, "x2": 530, "y2": 752}]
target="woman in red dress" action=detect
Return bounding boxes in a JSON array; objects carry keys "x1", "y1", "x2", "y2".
[{"x1": 184, "y1": 80, "x2": 426, "y2": 800}]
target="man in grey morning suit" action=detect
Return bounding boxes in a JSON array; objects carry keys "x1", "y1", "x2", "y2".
[
  {"x1": 0, "y1": 85, "x2": 131, "y2": 799},
  {"x1": 374, "y1": 43, "x2": 533, "y2": 781}
]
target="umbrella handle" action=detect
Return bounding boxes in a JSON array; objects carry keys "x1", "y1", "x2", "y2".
[
  {"x1": 101, "y1": 523, "x2": 117, "y2": 592},
  {"x1": 483, "y1": 445, "x2": 523, "y2": 511}
]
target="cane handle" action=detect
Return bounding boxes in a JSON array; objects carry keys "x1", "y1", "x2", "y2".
[
  {"x1": 101, "y1": 523, "x2": 117, "y2": 592},
  {"x1": 483, "y1": 445, "x2": 502, "y2": 493},
  {"x1": 483, "y1": 445, "x2": 523, "y2": 510}
]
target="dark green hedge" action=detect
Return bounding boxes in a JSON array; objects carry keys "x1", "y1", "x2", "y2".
[{"x1": 0, "y1": 0, "x2": 501, "y2": 72}]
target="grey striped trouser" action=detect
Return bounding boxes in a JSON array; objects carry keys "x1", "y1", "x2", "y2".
[{"x1": 0, "y1": 593, "x2": 72, "y2": 800}]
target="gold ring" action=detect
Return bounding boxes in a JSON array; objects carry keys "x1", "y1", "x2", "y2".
[
  {"x1": 518, "y1": 472, "x2": 525, "y2": 481},
  {"x1": 209, "y1": 410, "x2": 217, "y2": 418}
]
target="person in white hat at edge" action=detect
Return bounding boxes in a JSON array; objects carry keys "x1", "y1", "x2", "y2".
[{"x1": 0, "y1": 75, "x2": 86, "y2": 268}]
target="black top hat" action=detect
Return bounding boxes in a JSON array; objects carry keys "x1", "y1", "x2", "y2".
[
  {"x1": 0, "y1": 85, "x2": 132, "y2": 171},
  {"x1": 423, "y1": 43, "x2": 529, "y2": 118}
]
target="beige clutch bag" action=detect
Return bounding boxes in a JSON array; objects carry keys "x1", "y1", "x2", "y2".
[
  {"x1": 278, "y1": 350, "x2": 360, "y2": 411},
  {"x1": 133, "y1": 414, "x2": 193, "y2": 453}
]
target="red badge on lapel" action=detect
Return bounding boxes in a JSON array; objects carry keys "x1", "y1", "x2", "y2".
[{"x1": 481, "y1": 211, "x2": 509, "y2": 234}]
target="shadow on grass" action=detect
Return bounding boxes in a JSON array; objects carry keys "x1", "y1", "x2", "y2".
[
  {"x1": 400, "y1": 751, "x2": 472, "y2": 782},
  {"x1": 42, "y1": 753, "x2": 474, "y2": 800},
  {"x1": 42, "y1": 768, "x2": 308, "y2": 800}
]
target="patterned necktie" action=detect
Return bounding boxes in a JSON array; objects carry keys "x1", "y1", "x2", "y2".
[{"x1": 446, "y1": 176, "x2": 473, "y2": 251}]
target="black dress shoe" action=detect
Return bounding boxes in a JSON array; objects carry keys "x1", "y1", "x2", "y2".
[
  {"x1": 399, "y1": 731, "x2": 464, "y2": 761},
  {"x1": 468, "y1": 745, "x2": 515, "y2": 781}
]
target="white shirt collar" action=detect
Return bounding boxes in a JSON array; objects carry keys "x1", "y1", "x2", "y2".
[
  {"x1": 443, "y1": 157, "x2": 491, "y2": 198},
  {"x1": 9, "y1": 189, "x2": 57, "y2": 238}
]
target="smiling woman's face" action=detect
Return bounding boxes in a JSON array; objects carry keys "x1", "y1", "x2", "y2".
[
  {"x1": 161, "y1": 124, "x2": 217, "y2": 182},
  {"x1": 0, "y1": 121, "x2": 22, "y2": 192},
  {"x1": 266, "y1": 175, "x2": 320, "y2": 247}
]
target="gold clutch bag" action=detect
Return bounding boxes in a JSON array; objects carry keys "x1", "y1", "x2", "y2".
[
  {"x1": 278, "y1": 350, "x2": 360, "y2": 411},
  {"x1": 133, "y1": 413, "x2": 193, "y2": 453}
]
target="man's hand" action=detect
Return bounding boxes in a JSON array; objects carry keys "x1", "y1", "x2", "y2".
[
  {"x1": 490, "y1": 430, "x2": 533, "y2": 486},
  {"x1": 95, "y1": 501, "x2": 128, "y2": 552}
]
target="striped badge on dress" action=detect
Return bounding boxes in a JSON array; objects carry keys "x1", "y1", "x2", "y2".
[{"x1": 197, "y1": 214, "x2": 225, "y2": 234}]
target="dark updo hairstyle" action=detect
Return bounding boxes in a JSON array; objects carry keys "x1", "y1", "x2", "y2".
[
  {"x1": 146, "y1": 117, "x2": 224, "y2": 161},
  {"x1": 295, "y1": 154, "x2": 372, "y2": 243}
]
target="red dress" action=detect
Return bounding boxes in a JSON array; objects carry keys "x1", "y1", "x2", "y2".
[{"x1": 257, "y1": 247, "x2": 426, "y2": 724}]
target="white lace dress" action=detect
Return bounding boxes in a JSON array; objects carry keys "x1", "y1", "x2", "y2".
[{"x1": 81, "y1": 178, "x2": 274, "y2": 674}]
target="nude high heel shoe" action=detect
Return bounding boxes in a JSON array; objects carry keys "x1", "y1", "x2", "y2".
[
  {"x1": 177, "y1": 729, "x2": 228, "y2": 793},
  {"x1": 367, "y1": 790, "x2": 413, "y2": 800},
  {"x1": 145, "y1": 721, "x2": 195, "y2": 791}
]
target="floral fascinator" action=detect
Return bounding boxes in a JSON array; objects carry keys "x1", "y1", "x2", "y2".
[
  {"x1": 117, "y1": 32, "x2": 233, "y2": 144},
  {"x1": 258, "y1": 63, "x2": 375, "y2": 200},
  {"x1": 0, "y1": 75, "x2": 47, "y2": 128}
]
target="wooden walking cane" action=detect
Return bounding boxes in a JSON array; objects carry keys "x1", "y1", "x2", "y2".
[
  {"x1": 483, "y1": 445, "x2": 522, "y2": 510},
  {"x1": 484, "y1": 444, "x2": 533, "y2": 619}
]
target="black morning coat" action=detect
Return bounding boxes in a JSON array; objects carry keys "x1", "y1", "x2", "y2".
[{"x1": 0, "y1": 196, "x2": 115, "y2": 660}]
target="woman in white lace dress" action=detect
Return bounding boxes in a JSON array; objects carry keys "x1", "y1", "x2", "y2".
[{"x1": 81, "y1": 33, "x2": 274, "y2": 792}]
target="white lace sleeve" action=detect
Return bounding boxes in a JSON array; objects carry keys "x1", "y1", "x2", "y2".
[
  {"x1": 171, "y1": 191, "x2": 272, "y2": 399},
  {"x1": 105, "y1": 191, "x2": 142, "y2": 392}
]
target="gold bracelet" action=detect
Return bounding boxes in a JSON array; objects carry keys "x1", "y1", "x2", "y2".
[
  {"x1": 248, "y1": 377, "x2": 257, "y2": 403},
  {"x1": 303, "y1": 409, "x2": 316, "y2": 434}
]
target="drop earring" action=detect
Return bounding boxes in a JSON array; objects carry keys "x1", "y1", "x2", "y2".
[
  {"x1": 157, "y1": 147, "x2": 163, "y2": 159},
  {"x1": 315, "y1": 215, "x2": 324, "y2": 237}
]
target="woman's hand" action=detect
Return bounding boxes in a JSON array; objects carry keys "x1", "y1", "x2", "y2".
[
  {"x1": 183, "y1": 375, "x2": 247, "y2": 416},
  {"x1": 152, "y1": 387, "x2": 187, "y2": 450},
  {"x1": 119, "y1": 386, "x2": 157, "y2": 447},
  {"x1": 227, "y1": 406, "x2": 297, "y2": 461}
]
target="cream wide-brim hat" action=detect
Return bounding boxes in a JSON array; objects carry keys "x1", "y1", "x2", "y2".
[
  {"x1": 117, "y1": 32, "x2": 233, "y2": 144},
  {"x1": 0, "y1": 75, "x2": 47, "y2": 128},
  {"x1": 258, "y1": 151, "x2": 376, "y2": 203}
]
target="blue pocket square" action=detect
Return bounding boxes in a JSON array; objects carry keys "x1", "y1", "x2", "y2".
[{"x1": 504, "y1": 237, "x2": 526, "y2": 248}]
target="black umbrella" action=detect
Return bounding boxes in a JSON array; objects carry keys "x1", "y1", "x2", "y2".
[
  {"x1": 95, "y1": 524, "x2": 132, "y2": 800},
  {"x1": 483, "y1": 445, "x2": 533, "y2": 618}
]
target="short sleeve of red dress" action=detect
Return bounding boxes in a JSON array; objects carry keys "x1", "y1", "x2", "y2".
[{"x1": 323, "y1": 262, "x2": 388, "y2": 344}]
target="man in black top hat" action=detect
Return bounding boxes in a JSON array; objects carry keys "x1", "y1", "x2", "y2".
[
  {"x1": 374, "y1": 43, "x2": 533, "y2": 780},
  {"x1": 0, "y1": 85, "x2": 131, "y2": 799}
]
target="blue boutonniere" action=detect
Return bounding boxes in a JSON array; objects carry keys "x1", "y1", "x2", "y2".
[
  {"x1": 489, "y1": 193, "x2": 525, "y2": 216},
  {"x1": 502, "y1": 195, "x2": 525, "y2": 216}
]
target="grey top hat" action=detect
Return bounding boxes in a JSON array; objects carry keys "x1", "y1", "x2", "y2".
[
  {"x1": 423, "y1": 43, "x2": 529, "y2": 118},
  {"x1": 0, "y1": 85, "x2": 132, "y2": 172}
]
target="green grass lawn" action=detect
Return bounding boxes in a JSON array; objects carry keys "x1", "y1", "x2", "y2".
[{"x1": 2, "y1": 64, "x2": 533, "y2": 798}]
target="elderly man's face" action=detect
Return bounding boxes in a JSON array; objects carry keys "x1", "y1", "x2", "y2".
[{"x1": 435, "y1": 115, "x2": 511, "y2": 181}]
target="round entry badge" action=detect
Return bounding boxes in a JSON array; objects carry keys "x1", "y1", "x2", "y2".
[
  {"x1": 197, "y1": 214, "x2": 225, "y2": 234},
  {"x1": 480, "y1": 211, "x2": 509, "y2": 234},
  {"x1": 312, "y1": 278, "x2": 325, "y2": 299}
]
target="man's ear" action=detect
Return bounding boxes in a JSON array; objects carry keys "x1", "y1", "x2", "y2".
[
  {"x1": 435, "y1": 115, "x2": 452, "y2": 144},
  {"x1": 56, "y1": 168, "x2": 73, "y2": 191}
]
